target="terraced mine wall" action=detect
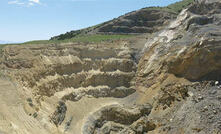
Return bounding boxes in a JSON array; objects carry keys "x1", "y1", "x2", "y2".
[
  {"x1": 0, "y1": 41, "x2": 153, "y2": 133},
  {"x1": 1, "y1": 0, "x2": 221, "y2": 133}
]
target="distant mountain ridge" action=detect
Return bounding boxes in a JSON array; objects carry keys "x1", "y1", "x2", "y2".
[
  {"x1": 0, "y1": 40, "x2": 12, "y2": 44},
  {"x1": 0, "y1": 40, "x2": 23, "y2": 44}
]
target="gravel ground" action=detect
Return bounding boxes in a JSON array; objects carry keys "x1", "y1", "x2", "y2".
[{"x1": 159, "y1": 81, "x2": 221, "y2": 134}]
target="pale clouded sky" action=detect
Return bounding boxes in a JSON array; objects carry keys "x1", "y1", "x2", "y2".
[{"x1": 0, "y1": 0, "x2": 181, "y2": 42}]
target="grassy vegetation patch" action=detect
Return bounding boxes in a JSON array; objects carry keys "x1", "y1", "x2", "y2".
[
  {"x1": 1, "y1": 0, "x2": 194, "y2": 47},
  {"x1": 64, "y1": 34, "x2": 134, "y2": 43},
  {"x1": 167, "y1": 0, "x2": 194, "y2": 13},
  {"x1": 3, "y1": 34, "x2": 134, "y2": 46},
  {"x1": 147, "y1": 0, "x2": 194, "y2": 14},
  {"x1": 0, "y1": 44, "x2": 7, "y2": 54}
]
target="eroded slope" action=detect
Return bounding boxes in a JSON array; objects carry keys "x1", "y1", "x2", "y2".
[
  {"x1": 136, "y1": 0, "x2": 221, "y2": 133},
  {"x1": 0, "y1": 39, "x2": 149, "y2": 134}
]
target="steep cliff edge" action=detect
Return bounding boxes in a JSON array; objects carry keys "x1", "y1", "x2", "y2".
[{"x1": 136, "y1": 0, "x2": 221, "y2": 133}]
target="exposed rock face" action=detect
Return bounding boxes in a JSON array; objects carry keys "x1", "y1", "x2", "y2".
[
  {"x1": 138, "y1": 0, "x2": 221, "y2": 82},
  {"x1": 0, "y1": 40, "x2": 143, "y2": 134},
  {"x1": 82, "y1": 104, "x2": 153, "y2": 134},
  {"x1": 167, "y1": 2, "x2": 221, "y2": 81},
  {"x1": 1, "y1": 1, "x2": 221, "y2": 134},
  {"x1": 50, "y1": 101, "x2": 67, "y2": 126},
  {"x1": 51, "y1": 9, "x2": 176, "y2": 40},
  {"x1": 135, "y1": 0, "x2": 221, "y2": 133},
  {"x1": 2, "y1": 43, "x2": 137, "y2": 99},
  {"x1": 97, "y1": 9, "x2": 176, "y2": 34}
]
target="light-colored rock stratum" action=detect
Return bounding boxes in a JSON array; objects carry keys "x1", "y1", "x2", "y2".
[{"x1": 0, "y1": 38, "x2": 149, "y2": 134}]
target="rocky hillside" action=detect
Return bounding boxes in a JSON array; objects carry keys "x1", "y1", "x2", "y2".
[
  {"x1": 51, "y1": 0, "x2": 194, "y2": 40},
  {"x1": 0, "y1": 0, "x2": 221, "y2": 134},
  {"x1": 136, "y1": 0, "x2": 221, "y2": 133}
]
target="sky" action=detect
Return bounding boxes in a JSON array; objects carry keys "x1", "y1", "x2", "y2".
[{"x1": 0, "y1": 0, "x2": 181, "y2": 42}]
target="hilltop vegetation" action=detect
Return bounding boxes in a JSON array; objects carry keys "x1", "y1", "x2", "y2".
[
  {"x1": 51, "y1": 0, "x2": 194, "y2": 41},
  {"x1": 166, "y1": 0, "x2": 194, "y2": 13},
  {"x1": 22, "y1": 34, "x2": 134, "y2": 45},
  {"x1": 148, "y1": 0, "x2": 194, "y2": 14},
  {"x1": 0, "y1": 0, "x2": 194, "y2": 49}
]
